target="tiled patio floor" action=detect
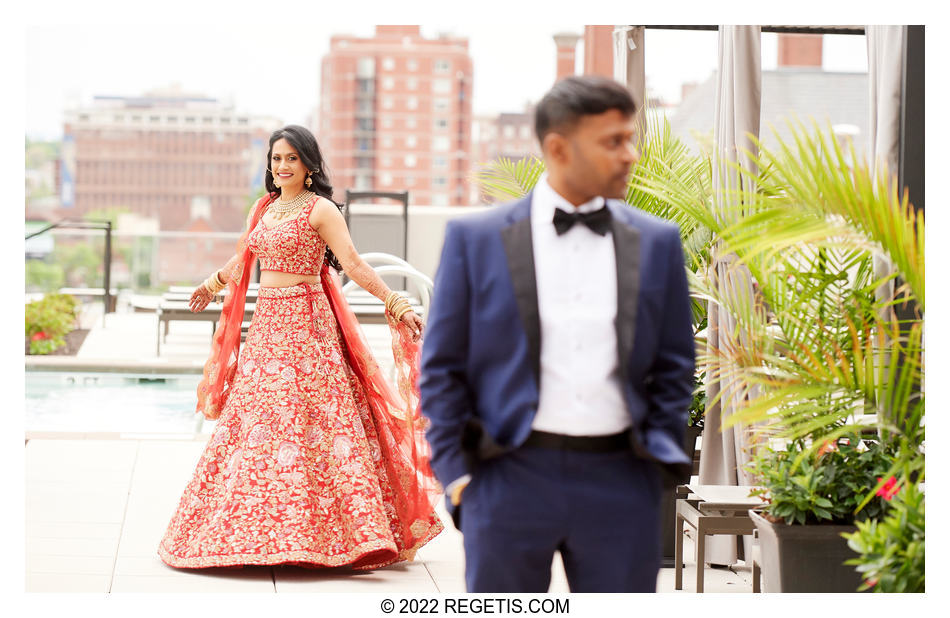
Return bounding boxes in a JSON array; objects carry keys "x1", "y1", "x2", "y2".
[
  {"x1": 24, "y1": 437, "x2": 754, "y2": 594},
  {"x1": 25, "y1": 303, "x2": 755, "y2": 594}
]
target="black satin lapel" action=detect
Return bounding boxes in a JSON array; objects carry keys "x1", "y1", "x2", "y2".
[
  {"x1": 501, "y1": 217, "x2": 541, "y2": 386},
  {"x1": 612, "y1": 217, "x2": 641, "y2": 377}
]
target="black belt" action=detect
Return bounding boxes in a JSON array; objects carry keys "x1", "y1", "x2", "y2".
[{"x1": 523, "y1": 429, "x2": 631, "y2": 453}]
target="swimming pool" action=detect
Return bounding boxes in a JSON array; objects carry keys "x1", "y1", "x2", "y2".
[{"x1": 25, "y1": 371, "x2": 207, "y2": 434}]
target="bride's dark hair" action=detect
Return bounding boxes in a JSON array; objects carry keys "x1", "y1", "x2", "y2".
[{"x1": 264, "y1": 125, "x2": 344, "y2": 272}]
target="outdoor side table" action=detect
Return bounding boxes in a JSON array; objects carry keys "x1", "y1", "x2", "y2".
[{"x1": 674, "y1": 483, "x2": 764, "y2": 593}]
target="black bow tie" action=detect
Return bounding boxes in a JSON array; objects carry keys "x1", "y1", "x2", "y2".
[{"x1": 552, "y1": 204, "x2": 612, "y2": 236}]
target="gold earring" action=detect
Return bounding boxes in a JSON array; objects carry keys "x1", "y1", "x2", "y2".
[{"x1": 305, "y1": 172, "x2": 313, "y2": 188}]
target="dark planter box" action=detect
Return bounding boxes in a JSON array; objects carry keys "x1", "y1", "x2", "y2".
[
  {"x1": 660, "y1": 425, "x2": 703, "y2": 566},
  {"x1": 750, "y1": 509, "x2": 864, "y2": 593}
]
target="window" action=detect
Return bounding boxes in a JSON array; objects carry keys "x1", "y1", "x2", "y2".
[
  {"x1": 382, "y1": 57, "x2": 395, "y2": 70},
  {"x1": 382, "y1": 77, "x2": 395, "y2": 90},
  {"x1": 382, "y1": 136, "x2": 393, "y2": 148},
  {"x1": 520, "y1": 125, "x2": 531, "y2": 139},
  {"x1": 357, "y1": 57, "x2": 375, "y2": 78},
  {"x1": 382, "y1": 96, "x2": 394, "y2": 109},
  {"x1": 382, "y1": 117, "x2": 393, "y2": 129},
  {"x1": 381, "y1": 172, "x2": 393, "y2": 186},
  {"x1": 404, "y1": 155, "x2": 417, "y2": 167},
  {"x1": 433, "y1": 136, "x2": 450, "y2": 151},
  {"x1": 407, "y1": 96, "x2": 418, "y2": 110},
  {"x1": 504, "y1": 126, "x2": 515, "y2": 138},
  {"x1": 433, "y1": 79, "x2": 451, "y2": 94},
  {"x1": 434, "y1": 59, "x2": 450, "y2": 73},
  {"x1": 406, "y1": 135, "x2": 417, "y2": 148},
  {"x1": 433, "y1": 176, "x2": 448, "y2": 187},
  {"x1": 434, "y1": 118, "x2": 449, "y2": 130},
  {"x1": 407, "y1": 59, "x2": 418, "y2": 71},
  {"x1": 434, "y1": 156, "x2": 448, "y2": 169},
  {"x1": 431, "y1": 193, "x2": 450, "y2": 206},
  {"x1": 407, "y1": 77, "x2": 418, "y2": 90},
  {"x1": 434, "y1": 99, "x2": 450, "y2": 112}
]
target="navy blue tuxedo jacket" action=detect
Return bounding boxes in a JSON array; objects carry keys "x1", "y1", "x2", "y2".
[{"x1": 419, "y1": 193, "x2": 695, "y2": 498}]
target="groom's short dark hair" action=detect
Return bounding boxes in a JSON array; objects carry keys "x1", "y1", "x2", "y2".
[{"x1": 534, "y1": 75, "x2": 638, "y2": 144}]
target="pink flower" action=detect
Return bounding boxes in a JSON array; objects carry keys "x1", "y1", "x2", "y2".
[
  {"x1": 31, "y1": 331, "x2": 50, "y2": 341},
  {"x1": 876, "y1": 476, "x2": 900, "y2": 501},
  {"x1": 277, "y1": 441, "x2": 299, "y2": 467}
]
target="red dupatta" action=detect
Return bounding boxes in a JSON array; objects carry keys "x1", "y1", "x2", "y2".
[
  {"x1": 196, "y1": 192, "x2": 274, "y2": 420},
  {"x1": 196, "y1": 193, "x2": 441, "y2": 549}
]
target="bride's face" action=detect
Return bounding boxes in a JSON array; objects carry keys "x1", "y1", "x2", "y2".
[{"x1": 270, "y1": 138, "x2": 308, "y2": 193}]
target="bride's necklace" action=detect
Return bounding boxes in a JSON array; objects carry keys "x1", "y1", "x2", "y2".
[{"x1": 270, "y1": 190, "x2": 314, "y2": 217}]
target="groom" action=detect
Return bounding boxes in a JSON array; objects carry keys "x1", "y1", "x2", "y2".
[{"x1": 419, "y1": 75, "x2": 695, "y2": 592}]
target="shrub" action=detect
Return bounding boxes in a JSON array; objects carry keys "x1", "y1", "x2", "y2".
[{"x1": 25, "y1": 293, "x2": 79, "y2": 354}]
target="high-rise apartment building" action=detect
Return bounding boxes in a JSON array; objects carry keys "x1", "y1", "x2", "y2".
[
  {"x1": 59, "y1": 85, "x2": 280, "y2": 232},
  {"x1": 319, "y1": 26, "x2": 474, "y2": 206}
]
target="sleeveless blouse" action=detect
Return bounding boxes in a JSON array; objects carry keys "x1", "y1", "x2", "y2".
[{"x1": 246, "y1": 194, "x2": 326, "y2": 275}]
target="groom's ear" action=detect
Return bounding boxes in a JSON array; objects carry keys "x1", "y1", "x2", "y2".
[{"x1": 542, "y1": 132, "x2": 569, "y2": 167}]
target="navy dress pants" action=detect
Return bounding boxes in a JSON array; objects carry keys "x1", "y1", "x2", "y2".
[{"x1": 460, "y1": 445, "x2": 662, "y2": 593}]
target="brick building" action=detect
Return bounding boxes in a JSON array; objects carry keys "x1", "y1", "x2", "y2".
[
  {"x1": 57, "y1": 86, "x2": 281, "y2": 286},
  {"x1": 60, "y1": 86, "x2": 280, "y2": 233},
  {"x1": 318, "y1": 26, "x2": 474, "y2": 206}
]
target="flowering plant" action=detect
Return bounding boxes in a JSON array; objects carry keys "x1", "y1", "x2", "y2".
[
  {"x1": 844, "y1": 480, "x2": 925, "y2": 592},
  {"x1": 25, "y1": 293, "x2": 79, "y2": 355}
]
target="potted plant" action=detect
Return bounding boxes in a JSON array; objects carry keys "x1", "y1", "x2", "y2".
[{"x1": 746, "y1": 435, "x2": 894, "y2": 592}]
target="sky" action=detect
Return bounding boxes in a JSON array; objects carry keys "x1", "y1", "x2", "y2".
[{"x1": 25, "y1": 25, "x2": 868, "y2": 141}]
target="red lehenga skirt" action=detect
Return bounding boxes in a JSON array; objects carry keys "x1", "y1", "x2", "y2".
[{"x1": 158, "y1": 282, "x2": 443, "y2": 569}]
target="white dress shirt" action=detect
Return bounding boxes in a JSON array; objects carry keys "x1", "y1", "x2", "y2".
[{"x1": 530, "y1": 173, "x2": 630, "y2": 436}]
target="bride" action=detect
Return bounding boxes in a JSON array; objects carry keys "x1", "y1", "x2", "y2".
[{"x1": 158, "y1": 124, "x2": 443, "y2": 570}]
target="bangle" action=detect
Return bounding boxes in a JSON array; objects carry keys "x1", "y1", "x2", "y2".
[
  {"x1": 204, "y1": 271, "x2": 225, "y2": 294},
  {"x1": 385, "y1": 292, "x2": 410, "y2": 317},
  {"x1": 390, "y1": 298, "x2": 411, "y2": 319}
]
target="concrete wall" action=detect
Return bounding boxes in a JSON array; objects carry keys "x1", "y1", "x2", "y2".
[{"x1": 346, "y1": 203, "x2": 494, "y2": 280}]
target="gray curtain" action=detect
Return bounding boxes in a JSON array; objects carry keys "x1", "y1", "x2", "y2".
[
  {"x1": 866, "y1": 26, "x2": 905, "y2": 320},
  {"x1": 613, "y1": 26, "x2": 645, "y2": 111},
  {"x1": 696, "y1": 25, "x2": 762, "y2": 566}
]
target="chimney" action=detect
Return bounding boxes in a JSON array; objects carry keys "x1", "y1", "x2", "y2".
[
  {"x1": 583, "y1": 25, "x2": 614, "y2": 78},
  {"x1": 553, "y1": 32, "x2": 581, "y2": 82},
  {"x1": 777, "y1": 33, "x2": 823, "y2": 68}
]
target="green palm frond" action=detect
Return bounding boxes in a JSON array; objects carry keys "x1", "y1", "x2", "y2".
[{"x1": 471, "y1": 155, "x2": 544, "y2": 203}]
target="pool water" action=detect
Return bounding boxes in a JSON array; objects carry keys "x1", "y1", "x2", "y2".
[{"x1": 25, "y1": 372, "x2": 207, "y2": 434}]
